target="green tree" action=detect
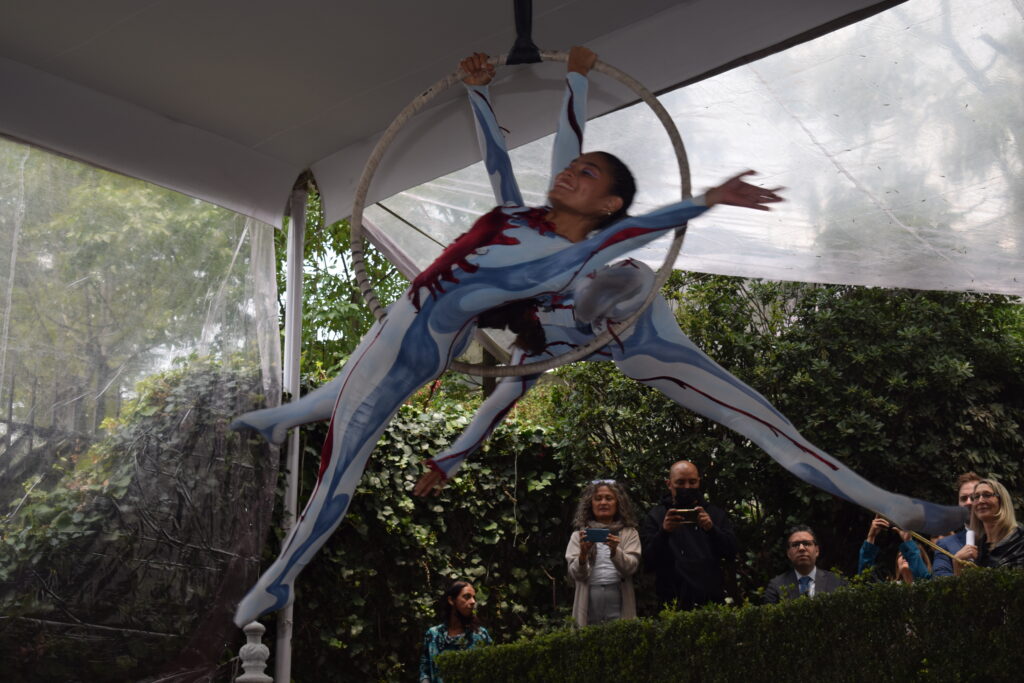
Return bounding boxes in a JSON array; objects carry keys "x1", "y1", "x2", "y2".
[{"x1": 276, "y1": 188, "x2": 407, "y2": 377}]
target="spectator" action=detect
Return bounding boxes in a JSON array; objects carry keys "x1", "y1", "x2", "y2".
[
  {"x1": 955, "y1": 477, "x2": 1024, "y2": 571},
  {"x1": 565, "y1": 480, "x2": 641, "y2": 627},
  {"x1": 419, "y1": 581, "x2": 492, "y2": 683},
  {"x1": 857, "y1": 516, "x2": 931, "y2": 583},
  {"x1": 764, "y1": 525, "x2": 847, "y2": 603},
  {"x1": 639, "y1": 460, "x2": 737, "y2": 609},
  {"x1": 932, "y1": 471, "x2": 981, "y2": 577}
]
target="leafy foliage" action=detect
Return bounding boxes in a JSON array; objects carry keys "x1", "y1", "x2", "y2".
[
  {"x1": 276, "y1": 189, "x2": 407, "y2": 377},
  {"x1": 0, "y1": 357, "x2": 274, "y2": 682},
  {"x1": 264, "y1": 253, "x2": 1024, "y2": 679},
  {"x1": 262, "y1": 384, "x2": 579, "y2": 682}
]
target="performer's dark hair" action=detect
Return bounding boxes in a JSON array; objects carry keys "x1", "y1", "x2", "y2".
[
  {"x1": 592, "y1": 151, "x2": 636, "y2": 229},
  {"x1": 440, "y1": 580, "x2": 481, "y2": 633},
  {"x1": 477, "y1": 300, "x2": 546, "y2": 356}
]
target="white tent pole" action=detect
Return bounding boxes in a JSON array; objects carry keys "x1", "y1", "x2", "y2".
[{"x1": 276, "y1": 186, "x2": 307, "y2": 682}]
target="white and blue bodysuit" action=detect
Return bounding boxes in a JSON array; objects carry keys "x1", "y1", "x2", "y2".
[
  {"x1": 233, "y1": 72, "x2": 963, "y2": 626},
  {"x1": 232, "y1": 73, "x2": 710, "y2": 627}
]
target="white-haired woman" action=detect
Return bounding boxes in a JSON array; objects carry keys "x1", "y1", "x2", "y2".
[{"x1": 565, "y1": 480, "x2": 642, "y2": 627}]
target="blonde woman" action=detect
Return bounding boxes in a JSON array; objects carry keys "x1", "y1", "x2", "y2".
[
  {"x1": 954, "y1": 477, "x2": 1024, "y2": 572},
  {"x1": 565, "y1": 480, "x2": 641, "y2": 627}
]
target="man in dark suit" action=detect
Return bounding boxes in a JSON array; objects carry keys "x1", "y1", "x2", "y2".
[
  {"x1": 932, "y1": 471, "x2": 981, "y2": 577},
  {"x1": 763, "y1": 525, "x2": 846, "y2": 603}
]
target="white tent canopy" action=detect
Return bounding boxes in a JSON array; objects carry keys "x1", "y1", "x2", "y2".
[
  {"x1": 369, "y1": 0, "x2": 1024, "y2": 296},
  {"x1": 3, "y1": 0, "x2": 899, "y2": 225},
  {"x1": 2, "y1": 0, "x2": 1020, "y2": 295}
]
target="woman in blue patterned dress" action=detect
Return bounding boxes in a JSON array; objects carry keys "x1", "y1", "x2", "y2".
[{"x1": 419, "y1": 581, "x2": 492, "y2": 683}]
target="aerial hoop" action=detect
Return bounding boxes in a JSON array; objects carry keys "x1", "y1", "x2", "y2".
[{"x1": 350, "y1": 50, "x2": 691, "y2": 377}]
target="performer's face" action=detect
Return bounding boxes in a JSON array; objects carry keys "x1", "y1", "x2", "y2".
[
  {"x1": 548, "y1": 153, "x2": 624, "y2": 220},
  {"x1": 786, "y1": 531, "x2": 819, "y2": 573},
  {"x1": 591, "y1": 486, "x2": 619, "y2": 522}
]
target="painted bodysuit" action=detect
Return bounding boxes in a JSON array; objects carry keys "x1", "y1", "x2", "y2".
[
  {"x1": 232, "y1": 74, "x2": 709, "y2": 627},
  {"x1": 232, "y1": 72, "x2": 964, "y2": 626}
]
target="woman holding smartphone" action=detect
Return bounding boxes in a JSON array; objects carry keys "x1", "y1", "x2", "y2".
[{"x1": 565, "y1": 480, "x2": 641, "y2": 627}]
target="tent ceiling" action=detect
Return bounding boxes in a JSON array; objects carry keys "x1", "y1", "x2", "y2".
[
  {"x1": 1, "y1": 0, "x2": 896, "y2": 228},
  {"x1": 369, "y1": 0, "x2": 1024, "y2": 296}
]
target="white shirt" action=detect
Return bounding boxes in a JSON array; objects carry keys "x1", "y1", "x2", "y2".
[{"x1": 589, "y1": 542, "x2": 621, "y2": 585}]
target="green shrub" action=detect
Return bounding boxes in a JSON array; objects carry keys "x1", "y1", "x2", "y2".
[{"x1": 439, "y1": 569, "x2": 1024, "y2": 682}]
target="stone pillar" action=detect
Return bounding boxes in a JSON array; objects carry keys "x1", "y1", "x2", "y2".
[{"x1": 235, "y1": 621, "x2": 273, "y2": 683}]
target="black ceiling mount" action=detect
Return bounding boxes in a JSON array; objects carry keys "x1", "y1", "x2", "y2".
[{"x1": 505, "y1": 0, "x2": 542, "y2": 65}]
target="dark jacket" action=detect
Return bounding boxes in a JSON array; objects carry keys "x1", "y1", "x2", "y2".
[
  {"x1": 978, "y1": 525, "x2": 1024, "y2": 569},
  {"x1": 763, "y1": 567, "x2": 847, "y2": 603},
  {"x1": 639, "y1": 494, "x2": 737, "y2": 609}
]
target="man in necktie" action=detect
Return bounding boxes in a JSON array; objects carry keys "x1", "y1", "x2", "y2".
[{"x1": 763, "y1": 525, "x2": 847, "y2": 603}]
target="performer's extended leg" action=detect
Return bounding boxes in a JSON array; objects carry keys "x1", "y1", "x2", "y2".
[
  {"x1": 234, "y1": 297, "x2": 473, "y2": 625},
  {"x1": 610, "y1": 291, "x2": 962, "y2": 534},
  {"x1": 231, "y1": 378, "x2": 341, "y2": 445}
]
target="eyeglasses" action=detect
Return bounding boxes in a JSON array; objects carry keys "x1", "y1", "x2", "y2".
[
  {"x1": 969, "y1": 491, "x2": 999, "y2": 502},
  {"x1": 788, "y1": 540, "x2": 817, "y2": 548}
]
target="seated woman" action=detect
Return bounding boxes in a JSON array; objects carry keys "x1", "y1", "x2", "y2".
[
  {"x1": 230, "y1": 47, "x2": 779, "y2": 627},
  {"x1": 565, "y1": 480, "x2": 641, "y2": 627},
  {"x1": 419, "y1": 581, "x2": 492, "y2": 683},
  {"x1": 857, "y1": 516, "x2": 931, "y2": 583},
  {"x1": 953, "y1": 477, "x2": 1024, "y2": 572}
]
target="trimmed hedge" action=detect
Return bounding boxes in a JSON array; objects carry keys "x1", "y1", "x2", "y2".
[{"x1": 438, "y1": 569, "x2": 1024, "y2": 682}]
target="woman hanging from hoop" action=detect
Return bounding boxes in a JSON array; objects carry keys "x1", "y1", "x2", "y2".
[{"x1": 232, "y1": 47, "x2": 782, "y2": 626}]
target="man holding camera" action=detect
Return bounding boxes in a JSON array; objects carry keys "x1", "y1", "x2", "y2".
[
  {"x1": 763, "y1": 525, "x2": 846, "y2": 603},
  {"x1": 640, "y1": 460, "x2": 737, "y2": 610}
]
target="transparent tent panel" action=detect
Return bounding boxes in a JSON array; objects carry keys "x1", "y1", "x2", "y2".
[
  {"x1": 0, "y1": 137, "x2": 281, "y2": 680},
  {"x1": 371, "y1": 0, "x2": 1024, "y2": 296}
]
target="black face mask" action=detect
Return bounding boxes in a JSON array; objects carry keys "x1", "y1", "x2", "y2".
[{"x1": 673, "y1": 488, "x2": 702, "y2": 508}]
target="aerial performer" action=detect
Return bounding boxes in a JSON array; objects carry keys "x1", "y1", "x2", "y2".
[{"x1": 232, "y1": 48, "x2": 961, "y2": 626}]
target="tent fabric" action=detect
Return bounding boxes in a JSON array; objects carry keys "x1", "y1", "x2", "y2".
[
  {"x1": 1, "y1": 0, "x2": 897, "y2": 229},
  {"x1": 368, "y1": 0, "x2": 1024, "y2": 296},
  {"x1": 0, "y1": 136, "x2": 282, "y2": 681}
]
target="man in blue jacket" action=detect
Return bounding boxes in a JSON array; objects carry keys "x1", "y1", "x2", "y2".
[{"x1": 932, "y1": 471, "x2": 981, "y2": 577}]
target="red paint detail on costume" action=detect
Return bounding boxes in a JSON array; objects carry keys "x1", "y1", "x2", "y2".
[
  {"x1": 637, "y1": 374, "x2": 840, "y2": 471},
  {"x1": 409, "y1": 207, "x2": 556, "y2": 310},
  {"x1": 409, "y1": 208, "x2": 519, "y2": 309},
  {"x1": 565, "y1": 83, "x2": 584, "y2": 150},
  {"x1": 318, "y1": 422, "x2": 335, "y2": 480}
]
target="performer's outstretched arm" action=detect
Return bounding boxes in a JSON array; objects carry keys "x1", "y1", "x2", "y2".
[{"x1": 461, "y1": 52, "x2": 523, "y2": 207}]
